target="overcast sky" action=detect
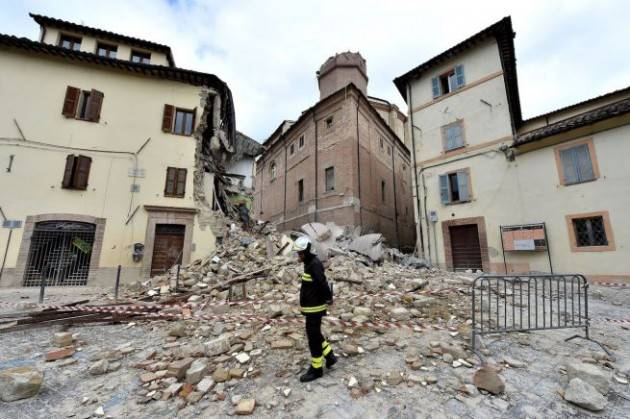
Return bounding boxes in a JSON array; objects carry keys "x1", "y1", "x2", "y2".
[{"x1": 2, "y1": 0, "x2": 629, "y2": 141}]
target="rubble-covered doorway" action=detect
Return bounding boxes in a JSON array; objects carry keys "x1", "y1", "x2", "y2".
[
  {"x1": 449, "y1": 224, "x2": 483, "y2": 271},
  {"x1": 22, "y1": 221, "x2": 95, "y2": 287},
  {"x1": 150, "y1": 224, "x2": 185, "y2": 277}
]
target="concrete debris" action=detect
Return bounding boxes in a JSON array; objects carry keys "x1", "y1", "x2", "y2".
[
  {"x1": 565, "y1": 362, "x2": 611, "y2": 394},
  {"x1": 0, "y1": 367, "x2": 44, "y2": 402},
  {"x1": 52, "y1": 332, "x2": 73, "y2": 347},
  {"x1": 235, "y1": 398, "x2": 256, "y2": 415},
  {"x1": 473, "y1": 366, "x2": 505, "y2": 395},
  {"x1": 564, "y1": 378, "x2": 607, "y2": 412}
]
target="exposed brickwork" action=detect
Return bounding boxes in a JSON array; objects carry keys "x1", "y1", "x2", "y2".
[{"x1": 255, "y1": 86, "x2": 415, "y2": 249}]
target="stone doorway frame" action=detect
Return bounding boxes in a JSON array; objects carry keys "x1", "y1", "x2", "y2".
[
  {"x1": 441, "y1": 216, "x2": 490, "y2": 272},
  {"x1": 15, "y1": 214, "x2": 106, "y2": 285},
  {"x1": 143, "y1": 205, "x2": 197, "y2": 278}
]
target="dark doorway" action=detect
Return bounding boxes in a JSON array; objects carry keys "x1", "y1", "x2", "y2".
[
  {"x1": 23, "y1": 221, "x2": 95, "y2": 286},
  {"x1": 449, "y1": 224, "x2": 482, "y2": 271},
  {"x1": 150, "y1": 224, "x2": 185, "y2": 277}
]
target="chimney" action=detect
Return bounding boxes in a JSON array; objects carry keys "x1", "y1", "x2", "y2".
[{"x1": 316, "y1": 52, "x2": 368, "y2": 100}]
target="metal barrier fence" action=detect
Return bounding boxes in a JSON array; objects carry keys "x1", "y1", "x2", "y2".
[{"x1": 471, "y1": 274, "x2": 589, "y2": 351}]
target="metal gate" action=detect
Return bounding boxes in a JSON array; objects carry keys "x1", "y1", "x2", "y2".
[
  {"x1": 471, "y1": 274, "x2": 589, "y2": 350},
  {"x1": 23, "y1": 221, "x2": 95, "y2": 287}
]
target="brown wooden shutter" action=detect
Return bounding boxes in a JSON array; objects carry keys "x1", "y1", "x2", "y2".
[
  {"x1": 62, "y1": 154, "x2": 76, "y2": 188},
  {"x1": 162, "y1": 104, "x2": 175, "y2": 132},
  {"x1": 73, "y1": 155, "x2": 92, "y2": 190},
  {"x1": 165, "y1": 167, "x2": 176, "y2": 195},
  {"x1": 62, "y1": 86, "x2": 80, "y2": 118},
  {"x1": 87, "y1": 89, "x2": 104, "y2": 122},
  {"x1": 176, "y1": 169, "x2": 187, "y2": 197}
]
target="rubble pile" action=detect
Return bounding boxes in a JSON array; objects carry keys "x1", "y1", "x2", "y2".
[{"x1": 110, "y1": 222, "x2": 479, "y2": 413}]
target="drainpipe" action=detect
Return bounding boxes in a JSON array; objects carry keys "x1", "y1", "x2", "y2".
[
  {"x1": 390, "y1": 144, "x2": 400, "y2": 248},
  {"x1": 406, "y1": 84, "x2": 425, "y2": 258},
  {"x1": 283, "y1": 145, "x2": 288, "y2": 227},
  {"x1": 355, "y1": 92, "x2": 363, "y2": 225},
  {"x1": 0, "y1": 207, "x2": 11, "y2": 283},
  {"x1": 313, "y1": 112, "x2": 319, "y2": 222}
]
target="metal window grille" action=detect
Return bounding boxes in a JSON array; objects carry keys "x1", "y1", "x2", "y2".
[
  {"x1": 23, "y1": 221, "x2": 96, "y2": 287},
  {"x1": 573, "y1": 216, "x2": 607, "y2": 246}
]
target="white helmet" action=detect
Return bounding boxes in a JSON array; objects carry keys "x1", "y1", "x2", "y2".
[{"x1": 292, "y1": 236, "x2": 312, "y2": 253}]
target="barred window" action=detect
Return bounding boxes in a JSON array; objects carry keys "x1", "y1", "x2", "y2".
[{"x1": 572, "y1": 216, "x2": 608, "y2": 247}]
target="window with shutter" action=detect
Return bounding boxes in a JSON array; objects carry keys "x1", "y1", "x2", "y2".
[
  {"x1": 439, "y1": 169, "x2": 471, "y2": 204},
  {"x1": 62, "y1": 155, "x2": 76, "y2": 188},
  {"x1": 381, "y1": 180, "x2": 386, "y2": 203},
  {"x1": 73, "y1": 155, "x2": 92, "y2": 190},
  {"x1": 162, "y1": 105, "x2": 175, "y2": 132},
  {"x1": 457, "y1": 170, "x2": 470, "y2": 202},
  {"x1": 165, "y1": 167, "x2": 186, "y2": 198},
  {"x1": 442, "y1": 121, "x2": 465, "y2": 151},
  {"x1": 431, "y1": 77, "x2": 441, "y2": 98},
  {"x1": 176, "y1": 169, "x2": 187, "y2": 197},
  {"x1": 164, "y1": 167, "x2": 177, "y2": 196},
  {"x1": 454, "y1": 65, "x2": 465, "y2": 89},
  {"x1": 62, "y1": 86, "x2": 81, "y2": 117},
  {"x1": 439, "y1": 174, "x2": 449, "y2": 204},
  {"x1": 558, "y1": 142, "x2": 596, "y2": 185},
  {"x1": 87, "y1": 90, "x2": 104, "y2": 122}
]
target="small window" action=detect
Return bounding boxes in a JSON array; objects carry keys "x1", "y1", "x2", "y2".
[
  {"x1": 572, "y1": 217, "x2": 608, "y2": 247},
  {"x1": 326, "y1": 117, "x2": 334, "y2": 129},
  {"x1": 62, "y1": 154, "x2": 92, "y2": 190},
  {"x1": 442, "y1": 121, "x2": 465, "y2": 151},
  {"x1": 96, "y1": 43, "x2": 117, "y2": 59},
  {"x1": 270, "y1": 162, "x2": 277, "y2": 180},
  {"x1": 402, "y1": 165, "x2": 407, "y2": 172},
  {"x1": 379, "y1": 138, "x2": 384, "y2": 148},
  {"x1": 62, "y1": 86, "x2": 104, "y2": 123},
  {"x1": 289, "y1": 143, "x2": 295, "y2": 155},
  {"x1": 173, "y1": 109, "x2": 195, "y2": 136},
  {"x1": 131, "y1": 50, "x2": 151, "y2": 64},
  {"x1": 298, "y1": 135, "x2": 305, "y2": 149},
  {"x1": 164, "y1": 167, "x2": 187, "y2": 198},
  {"x1": 432, "y1": 65, "x2": 465, "y2": 98},
  {"x1": 558, "y1": 142, "x2": 596, "y2": 185},
  {"x1": 325, "y1": 167, "x2": 335, "y2": 192},
  {"x1": 381, "y1": 180, "x2": 386, "y2": 203},
  {"x1": 439, "y1": 170, "x2": 470, "y2": 204},
  {"x1": 298, "y1": 179, "x2": 304, "y2": 202},
  {"x1": 387, "y1": 146, "x2": 391, "y2": 156},
  {"x1": 59, "y1": 34, "x2": 81, "y2": 51}
]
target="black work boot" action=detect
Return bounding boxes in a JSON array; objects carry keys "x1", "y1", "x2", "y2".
[
  {"x1": 325, "y1": 352, "x2": 338, "y2": 369},
  {"x1": 299, "y1": 366, "x2": 323, "y2": 382}
]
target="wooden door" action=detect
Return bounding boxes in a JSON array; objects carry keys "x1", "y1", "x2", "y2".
[
  {"x1": 449, "y1": 224, "x2": 482, "y2": 271},
  {"x1": 150, "y1": 224, "x2": 185, "y2": 277}
]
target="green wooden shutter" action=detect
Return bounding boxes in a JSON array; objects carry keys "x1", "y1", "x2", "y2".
[
  {"x1": 457, "y1": 170, "x2": 469, "y2": 201},
  {"x1": 574, "y1": 144, "x2": 595, "y2": 182},
  {"x1": 439, "y1": 174, "x2": 449, "y2": 204},
  {"x1": 431, "y1": 77, "x2": 440, "y2": 98},
  {"x1": 455, "y1": 65, "x2": 465, "y2": 88},
  {"x1": 559, "y1": 148, "x2": 578, "y2": 184}
]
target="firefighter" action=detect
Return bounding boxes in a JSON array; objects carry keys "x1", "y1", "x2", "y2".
[{"x1": 292, "y1": 236, "x2": 337, "y2": 382}]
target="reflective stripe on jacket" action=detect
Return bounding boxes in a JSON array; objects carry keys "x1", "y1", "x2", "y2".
[{"x1": 299, "y1": 254, "x2": 332, "y2": 315}]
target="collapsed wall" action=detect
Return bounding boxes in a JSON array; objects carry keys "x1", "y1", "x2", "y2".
[{"x1": 192, "y1": 85, "x2": 239, "y2": 238}]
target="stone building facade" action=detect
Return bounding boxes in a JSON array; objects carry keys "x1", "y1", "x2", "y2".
[{"x1": 254, "y1": 53, "x2": 415, "y2": 250}]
